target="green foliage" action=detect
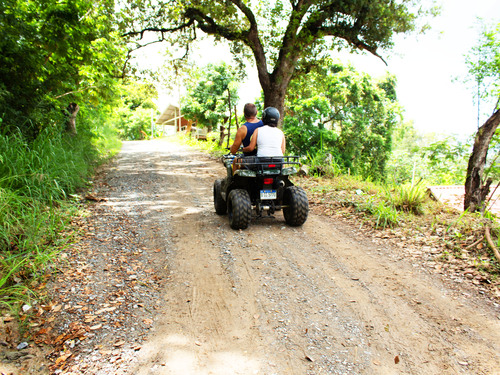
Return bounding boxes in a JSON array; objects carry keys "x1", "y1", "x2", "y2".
[
  {"x1": 464, "y1": 22, "x2": 500, "y2": 113},
  {"x1": 0, "y1": 118, "x2": 120, "y2": 306},
  {"x1": 181, "y1": 63, "x2": 240, "y2": 130},
  {"x1": 373, "y1": 202, "x2": 400, "y2": 229},
  {"x1": 0, "y1": 131, "x2": 92, "y2": 201},
  {"x1": 357, "y1": 195, "x2": 400, "y2": 229},
  {"x1": 111, "y1": 81, "x2": 158, "y2": 140},
  {"x1": 0, "y1": 0, "x2": 127, "y2": 138},
  {"x1": 284, "y1": 62, "x2": 402, "y2": 181},
  {"x1": 390, "y1": 181, "x2": 427, "y2": 215},
  {"x1": 305, "y1": 150, "x2": 343, "y2": 178},
  {"x1": 0, "y1": 189, "x2": 75, "y2": 305},
  {"x1": 387, "y1": 122, "x2": 471, "y2": 185}
]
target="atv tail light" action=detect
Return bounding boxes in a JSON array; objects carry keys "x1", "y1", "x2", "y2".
[
  {"x1": 263, "y1": 178, "x2": 274, "y2": 185},
  {"x1": 268, "y1": 164, "x2": 276, "y2": 168}
]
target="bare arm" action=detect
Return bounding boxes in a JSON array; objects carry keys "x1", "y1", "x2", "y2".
[
  {"x1": 281, "y1": 133, "x2": 286, "y2": 154},
  {"x1": 242, "y1": 128, "x2": 258, "y2": 153},
  {"x1": 229, "y1": 126, "x2": 247, "y2": 154}
]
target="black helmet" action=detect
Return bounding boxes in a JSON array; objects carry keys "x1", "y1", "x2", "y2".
[{"x1": 262, "y1": 107, "x2": 280, "y2": 126}]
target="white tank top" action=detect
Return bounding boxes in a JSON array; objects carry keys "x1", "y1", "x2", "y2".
[{"x1": 257, "y1": 126, "x2": 284, "y2": 157}]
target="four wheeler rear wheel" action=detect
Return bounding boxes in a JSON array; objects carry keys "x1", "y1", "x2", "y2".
[
  {"x1": 213, "y1": 179, "x2": 227, "y2": 215},
  {"x1": 228, "y1": 189, "x2": 252, "y2": 230},
  {"x1": 283, "y1": 186, "x2": 309, "y2": 226}
]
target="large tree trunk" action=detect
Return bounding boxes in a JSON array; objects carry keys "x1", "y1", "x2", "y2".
[
  {"x1": 464, "y1": 108, "x2": 500, "y2": 212},
  {"x1": 262, "y1": 86, "x2": 287, "y2": 126},
  {"x1": 65, "y1": 102, "x2": 80, "y2": 136},
  {"x1": 247, "y1": 22, "x2": 297, "y2": 128}
]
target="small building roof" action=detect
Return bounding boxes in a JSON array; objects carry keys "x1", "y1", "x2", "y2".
[{"x1": 156, "y1": 104, "x2": 180, "y2": 125}]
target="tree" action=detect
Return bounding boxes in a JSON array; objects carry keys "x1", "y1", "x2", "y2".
[
  {"x1": 181, "y1": 63, "x2": 240, "y2": 138},
  {"x1": 112, "y1": 81, "x2": 158, "y2": 140},
  {"x1": 123, "y1": 0, "x2": 429, "y2": 120},
  {"x1": 284, "y1": 62, "x2": 401, "y2": 180},
  {"x1": 464, "y1": 23, "x2": 500, "y2": 213},
  {"x1": 0, "y1": 0, "x2": 127, "y2": 139}
]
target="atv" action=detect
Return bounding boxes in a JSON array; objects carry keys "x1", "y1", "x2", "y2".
[{"x1": 213, "y1": 154, "x2": 309, "y2": 229}]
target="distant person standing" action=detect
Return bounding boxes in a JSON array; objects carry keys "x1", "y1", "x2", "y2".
[
  {"x1": 243, "y1": 107, "x2": 285, "y2": 157},
  {"x1": 229, "y1": 103, "x2": 263, "y2": 156}
]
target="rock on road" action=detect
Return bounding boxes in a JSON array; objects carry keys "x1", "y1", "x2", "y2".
[{"x1": 16, "y1": 139, "x2": 500, "y2": 374}]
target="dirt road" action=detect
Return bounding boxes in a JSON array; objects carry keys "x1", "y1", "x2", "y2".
[{"x1": 7, "y1": 139, "x2": 500, "y2": 374}]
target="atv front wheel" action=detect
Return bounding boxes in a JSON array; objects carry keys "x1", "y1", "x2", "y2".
[
  {"x1": 228, "y1": 189, "x2": 252, "y2": 229},
  {"x1": 213, "y1": 179, "x2": 227, "y2": 215},
  {"x1": 283, "y1": 186, "x2": 309, "y2": 226}
]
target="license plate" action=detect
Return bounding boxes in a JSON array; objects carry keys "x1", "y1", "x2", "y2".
[{"x1": 260, "y1": 190, "x2": 277, "y2": 200}]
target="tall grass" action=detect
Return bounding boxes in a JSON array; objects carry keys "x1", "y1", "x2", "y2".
[
  {"x1": 0, "y1": 126, "x2": 120, "y2": 308},
  {"x1": 390, "y1": 181, "x2": 427, "y2": 215}
]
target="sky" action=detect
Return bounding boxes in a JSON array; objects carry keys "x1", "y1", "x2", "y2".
[
  {"x1": 348, "y1": 0, "x2": 500, "y2": 138},
  {"x1": 148, "y1": 0, "x2": 500, "y2": 138}
]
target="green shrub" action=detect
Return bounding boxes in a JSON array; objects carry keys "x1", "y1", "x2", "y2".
[
  {"x1": 0, "y1": 125, "x2": 116, "y2": 307},
  {"x1": 306, "y1": 150, "x2": 343, "y2": 177},
  {"x1": 373, "y1": 201, "x2": 400, "y2": 228},
  {"x1": 391, "y1": 181, "x2": 427, "y2": 214},
  {"x1": 357, "y1": 195, "x2": 400, "y2": 228}
]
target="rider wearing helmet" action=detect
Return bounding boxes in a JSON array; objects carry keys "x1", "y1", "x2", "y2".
[{"x1": 243, "y1": 107, "x2": 285, "y2": 157}]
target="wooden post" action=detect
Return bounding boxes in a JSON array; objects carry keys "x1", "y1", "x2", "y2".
[
  {"x1": 178, "y1": 107, "x2": 181, "y2": 132},
  {"x1": 227, "y1": 88, "x2": 232, "y2": 149},
  {"x1": 234, "y1": 105, "x2": 239, "y2": 129}
]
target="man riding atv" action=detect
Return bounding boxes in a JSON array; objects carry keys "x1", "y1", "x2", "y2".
[
  {"x1": 214, "y1": 106, "x2": 308, "y2": 229},
  {"x1": 229, "y1": 103, "x2": 263, "y2": 156}
]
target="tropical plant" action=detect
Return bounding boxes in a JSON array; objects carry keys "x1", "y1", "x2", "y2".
[{"x1": 391, "y1": 181, "x2": 427, "y2": 215}]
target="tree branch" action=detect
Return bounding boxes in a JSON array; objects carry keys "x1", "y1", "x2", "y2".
[
  {"x1": 184, "y1": 8, "x2": 246, "y2": 42},
  {"x1": 229, "y1": 0, "x2": 258, "y2": 26},
  {"x1": 54, "y1": 86, "x2": 97, "y2": 99},
  {"x1": 299, "y1": 3, "x2": 388, "y2": 65},
  {"x1": 226, "y1": 0, "x2": 270, "y2": 94},
  {"x1": 485, "y1": 226, "x2": 500, "y2": 264},
  {"x1": 122, "y1": 20, "x2": 195, "y2": 39}
]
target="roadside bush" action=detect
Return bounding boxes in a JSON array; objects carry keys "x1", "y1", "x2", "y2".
[
  {"x1": 357, "y1": 195, "x2": 400, "y2": 228},
  {"x1": 305, "y1": 150, "x2": 343, "y2": 177},
  {"x1": 374, "y1": 201, "x2": 400, "y2": 228},
  {"x1": 390, "y1": 181, "x2": 427, "y2": 215},
  {"x1": 0, "y1": 124, "x2": 119, "y2": 307}
]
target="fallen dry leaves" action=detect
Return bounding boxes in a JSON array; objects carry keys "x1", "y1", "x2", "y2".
[{"x1": 300, "y1": 176, "x2": 500, "y2": 300}]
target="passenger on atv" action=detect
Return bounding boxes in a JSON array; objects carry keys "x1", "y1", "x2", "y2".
[{"x1": 242, "y1": 106, "x2": 285, "y2": 158}]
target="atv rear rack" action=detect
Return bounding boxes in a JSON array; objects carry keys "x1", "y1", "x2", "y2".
[{"x1": 223, "y1": 155, "x2": 301, "y2": 177}]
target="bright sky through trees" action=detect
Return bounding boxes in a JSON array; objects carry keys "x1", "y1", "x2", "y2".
[
  {"x1": 351, "y1": 0, "x2": 500, "y2": 138},
  {"x1": 144, "y1": 0, "x2": 499, "y2": 138}
]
